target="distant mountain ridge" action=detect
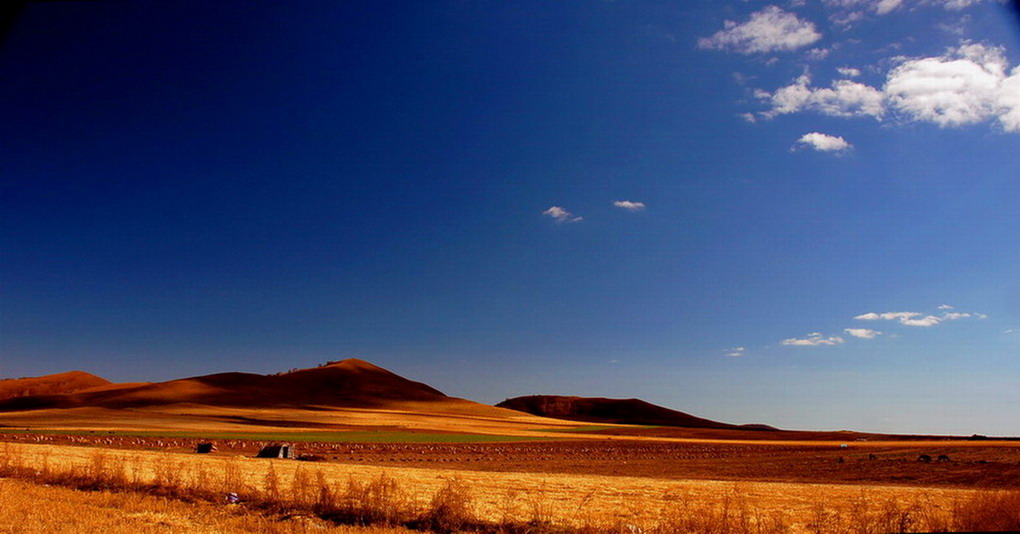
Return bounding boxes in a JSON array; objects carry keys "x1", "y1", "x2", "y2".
[
  {"x1": 497, "y1": 395, "x2": 776, "y2": 430},
  {"x1": 0, "y1": 359, "x2": 447, "y2": 411}
]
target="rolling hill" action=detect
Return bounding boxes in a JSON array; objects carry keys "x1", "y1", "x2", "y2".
[
  {"x1": 497, "y1": 395, "x2": 776, "y2": 430},
  {"x1": 0, "y1": 371, "x2": 112, "y2": 402},
  {"x1": 0, "y1": 359, "x2": 448, "y2": 411}
]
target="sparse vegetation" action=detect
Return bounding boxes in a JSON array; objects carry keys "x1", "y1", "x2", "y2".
[{"x1": 1, "y1": 442, "x2": 1018, "y2": 533}]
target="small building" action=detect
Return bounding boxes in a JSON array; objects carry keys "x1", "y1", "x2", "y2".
[{"x1": 257, "y1": 443, "x2": 295, "y2": 459}]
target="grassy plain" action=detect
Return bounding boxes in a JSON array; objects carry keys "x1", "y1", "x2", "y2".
[{"x1": 2, "y1": 440, "x2": 1019, "y2": 532}]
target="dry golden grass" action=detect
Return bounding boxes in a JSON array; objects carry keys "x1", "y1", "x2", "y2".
[
  {"x1": 0, "y1": 478, "x2": 412, "y2": 534},
  {"x1": 3, "y1": 441, "x2": 1017, "y2": 532}
]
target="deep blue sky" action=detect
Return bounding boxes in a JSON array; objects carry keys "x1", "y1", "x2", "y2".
[{"x1": 2, "y1": 1, "x2": 1018, "y2": 435}]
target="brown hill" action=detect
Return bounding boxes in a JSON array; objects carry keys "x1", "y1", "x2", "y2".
[
  {"x1": 0, "y1": 359, "x2": 447, "y2": 411},
  {"x1": 0, "y1": 371, "x2": 112, "y2": 402},
  {"x1": 497, "y1": 395, "x2": 773, "y2": 430}
]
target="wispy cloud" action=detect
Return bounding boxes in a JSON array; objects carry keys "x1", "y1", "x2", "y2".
[
  {"x1": 725, "y1": 347, "x2": 746, "y2": 357},
  {"x1": 822, "y1": 0, "x2": 987, "y2": 24},
  {"x1": 844, "y1": 328, "x2": 883, "y2": 339},
  {"x1": 698, "y1": 6, "x2": 822, "y2": 54},
  {"x1": 613, "y1": 200, "x2": 646, "y2": 211},
  {"x1": 794, "y1": 132, "x2": 853, "y2": 152},
  {"x1": 782, "y1": 332, "x2": 846, "y2": 346},
  {"x1": 854, "y1": 307, "x2": 987, "y2": 327},
  {"x1": 854, "y1": 311, "x2": 942, "y2": 326},
  {"x1": 542, "y1": 206, "x2": 583, "y2": 223}
]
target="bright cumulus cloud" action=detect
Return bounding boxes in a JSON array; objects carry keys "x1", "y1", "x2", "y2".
[
  {"x1": 698, "y1": 6, "x2": 821, "y2": 54},
  {"x1": 613, "y1": 200, "x2": 646, "y2": 211},
  {"x1": 844, "y1": 328, "x2": 883, "y2": 339},
  {"x1": 885, "y1": 43, "x2": 1020, "y2": 130},
  {"x1": 542, "y1": 206, "x2": 583, "y2": 223},
  {"x1": 795, "y1": 132, "x2": 852, "y2": 152},
  {"x1": 758, "y1": 43, "x2": 1020, "y2": 132},
  {"x1": 782, "y1": 332, "x2": 846, "y2": 346}
]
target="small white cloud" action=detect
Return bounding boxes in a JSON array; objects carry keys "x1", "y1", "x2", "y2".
[
  {"x1": 543, "y1": 206, "x2": 583, "y2": 223},
  {"x1": 845, "y1": 328, "x2": 883, "y2": 339},
  {"x1": 806, "y1": 48, "x2": 831, "y2": 61},
  {"x1": 837, "y1": 67, "x2": 862, "y2": 78},
  {"x1": 855, "y1": 311, "x2": 939, "y2": 326},
  {"x1": 782, "y1": 333, "x2": 846, "y2": 346},
  {"x1": 975, "y1": 313, "x2": 989, "y2": 319},
  {"x1": 613, "y1": 200, "x2": 646, "y2": 211},
  {"x1": 795, "y1": 132, "x2": 853, "y2": 152},
  {"x1": 725, "y1": 347, "x2": 746, "y2": 357},
  {"x1": 854, "y1": 308, "x2": 984, "y2": 327},
  {"x1": 901, "y1": 315, "x2": 942, "y2": 327},
  {"x1": 698, "y1": 6, "x2": 822, "y2": 54},
  {"x1": 941, "y1": 312, "x2": 972, "y2": 321}
]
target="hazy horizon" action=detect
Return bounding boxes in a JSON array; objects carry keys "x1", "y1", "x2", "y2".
[{"x1": 2, "y1": 1, "x2": 1018, "y2": 436}]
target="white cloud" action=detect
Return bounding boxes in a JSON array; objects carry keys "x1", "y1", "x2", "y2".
[
  {"x1": 725, "y1": 347, "x2": 746, "y2": 357},
  {"x1": 698, "y1": 6, "x2": 822, "y2": 54},
  {"x1": 762, "y1": 73, "x2": 885, "y2": 119},
  {"x1": 885, "y1": 43, "x2": 1020, "y2": 130},
  {"x1": 854, "y1": 308, "x2": 986, "y2": 327},
  {"x1": 757, "y1": 43, "x2": 1020, "y2": 132},
  {"x1": 806, "y1": 48, "x2": 831, "y2": 61},
  {"x1": 845, "y1": 328, "x2": 883, "y2": 339},
  {"x1": 837, "y1": 67, "x2": 862, "y2": 78},
  {"x1": 823, "y1": 0, "x2": 986, "y2": 18},
  {"x1": 941, "y1": 312, "x2": 972, "y2": 320},
  {"x1": 855, "y1": 311, "x2": 942, "y2": 326},
  {"x1": 782, "y1": 333, "x2": 846, "y2": 346},
  {"x1": 542, "y1": 206, "x2": 583, "y2": 223},
  {"x1": 902, "y1": 315, "x2": 943, "y2": 327},
  {"x1": 613, "y1": 200, "x2": 647, "y2": 211},
  {"x1": 795, "y1": 132, "x2": 853, "y2": 152}
]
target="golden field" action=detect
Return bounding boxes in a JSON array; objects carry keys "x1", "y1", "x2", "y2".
[{"x1": 2, "y1": 440, "x2": 1019, "y2": 533}]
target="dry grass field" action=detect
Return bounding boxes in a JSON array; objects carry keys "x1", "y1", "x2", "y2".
[{"x1": 2, "y1": 440, "x2": 1019, "y2": 533}]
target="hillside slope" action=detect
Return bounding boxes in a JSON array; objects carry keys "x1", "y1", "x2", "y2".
[
  {"x1": 0, "y1": 371, "x2": 112, "y2": 402},
  {"x1": 0, "y1": 359, "x2": 448, "y2": 411},
  {"x1": 497, "y1": 395, "x2": 764, "y2": 430}
]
